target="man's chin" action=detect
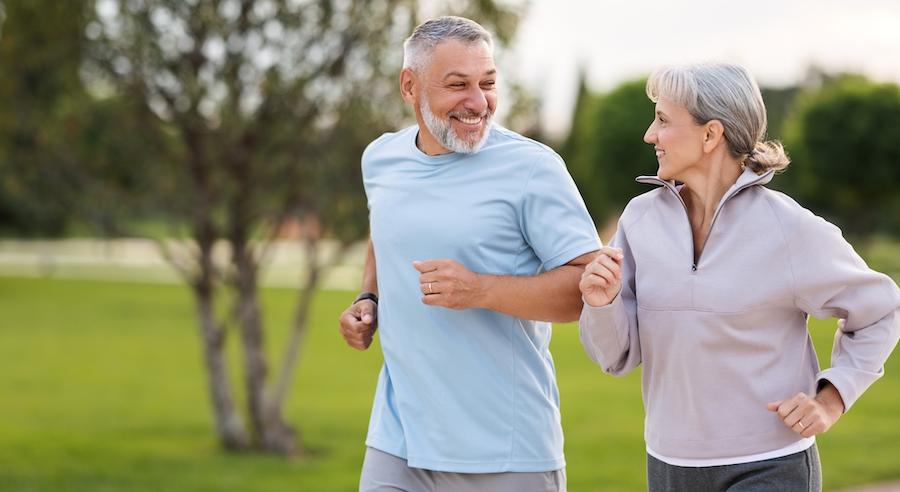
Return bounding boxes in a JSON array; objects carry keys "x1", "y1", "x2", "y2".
[{"x1": 453, "y1": 128, "x2": 488, "y2": 147}]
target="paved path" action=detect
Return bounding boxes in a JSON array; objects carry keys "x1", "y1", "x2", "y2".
[
  {"x1": 0, "y1": 238, "x2": 366, "y2": 289},
  {"x1": 840, "y1": 482, "x2": 900, "y2": 492}
]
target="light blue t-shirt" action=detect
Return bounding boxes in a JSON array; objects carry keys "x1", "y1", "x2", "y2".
[{"x1": 361, "y1": 124, "x2": 600, "y2": 473}]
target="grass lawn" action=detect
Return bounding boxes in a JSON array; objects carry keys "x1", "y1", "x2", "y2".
[{"x1": 1, "y1": 276, "x2": 898, "y2": 491}]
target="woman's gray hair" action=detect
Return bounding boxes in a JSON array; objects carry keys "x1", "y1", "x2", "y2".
[
  {"x1": 646, "y1": 63, "x2": 790, "y2": 174},
  {"x1": 403, "y1": 16, "x2": 493, "y2": 74}
]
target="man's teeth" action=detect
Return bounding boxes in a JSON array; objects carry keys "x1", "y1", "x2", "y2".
[{"x1": 458, "y1": 116, "x2": 482, "y2": 124}]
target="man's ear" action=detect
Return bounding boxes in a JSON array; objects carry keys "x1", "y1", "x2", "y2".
[
  {"x1": 703, "y1": 119, "x2": 725, "y2": 153},
  {"x1": 399, "y1": 68, "x2": 418, "y2": 105}
]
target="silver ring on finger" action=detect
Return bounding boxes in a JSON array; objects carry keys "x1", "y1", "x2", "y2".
[
  {"x1": 427, "y1": 282, "x2": 433, "y2": 294},
  {"x1": 796, "y1": 420, "x2": 806, "y2": 430}
]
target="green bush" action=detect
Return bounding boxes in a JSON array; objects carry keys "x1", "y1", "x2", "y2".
[{"x1": 783, "y1": 76, "x2": 900, "y2": 236}]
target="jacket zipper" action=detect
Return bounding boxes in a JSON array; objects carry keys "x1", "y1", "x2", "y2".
[
  {"x1": 690, "y1": 197, "x2": 729, "y2": 272},
  {"x1": 636, "y1": 170, "x2": 774, "y2": 273},
  {"x1": 667, "y1": 189, "x2": 699, "y2": 273}
]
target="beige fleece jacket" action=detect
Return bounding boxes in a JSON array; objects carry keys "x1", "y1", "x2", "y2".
[{"x1": 580, "y1": 168, "x2": 900, "y2": 459}]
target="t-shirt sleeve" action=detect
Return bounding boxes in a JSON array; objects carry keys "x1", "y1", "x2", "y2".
[
  {"x1": 518, "y1": 153, "x2": 601, "y2": 271},
  {"x1": 360, "y1": 137, "x2": 380, "y2": 211}
]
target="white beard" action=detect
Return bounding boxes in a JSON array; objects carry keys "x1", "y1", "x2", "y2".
[{"x1": 420, "y1": 97, "x2": 492, "y2": 154}]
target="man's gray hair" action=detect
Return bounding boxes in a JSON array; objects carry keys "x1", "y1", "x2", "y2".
[
  {"x1": 403, "y1": 16, "x2": 493, "y2": 73},
  {"x1": 646, "y1": 63, "x2": 790, "y2": 174}
]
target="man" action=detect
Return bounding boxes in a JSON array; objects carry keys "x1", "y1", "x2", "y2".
[{"x1": 338, "y1": 16, "x2": 600, "y2": 492}]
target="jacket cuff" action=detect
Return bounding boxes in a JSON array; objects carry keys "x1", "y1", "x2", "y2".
[
  {"x1": 579, "y1": 293, "x2": 629, "y2": 373},
  {"x1": 815, "y1": 366, "x2": 884, "y2": 413}
]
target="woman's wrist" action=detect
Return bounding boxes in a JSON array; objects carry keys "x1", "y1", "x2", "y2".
[{"x1": 815, "y1": 381, "x2": 846, "y2": 418}]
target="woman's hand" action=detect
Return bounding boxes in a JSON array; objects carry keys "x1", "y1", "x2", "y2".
[
  {"x1": 579, "y1": 247, "x2": 624, "y2": 307},
  {"x1": 767, "y1": 383, "x2": 845, "y2": 438}
]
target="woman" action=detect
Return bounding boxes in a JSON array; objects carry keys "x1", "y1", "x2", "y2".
[{"x1": 578, "y1": 63, "x2": 900, "y2": 491}]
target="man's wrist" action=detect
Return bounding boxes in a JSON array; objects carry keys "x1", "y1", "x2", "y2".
[
  {"x1": 474, "y1": 274, "x2": 495, "y2": 310},
  {"x1": 354, "y1": 292, "x2": 378, "y2": 305}
]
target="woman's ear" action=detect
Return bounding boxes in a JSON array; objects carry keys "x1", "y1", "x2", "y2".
[{"x1": 703, "y1": 119, "x2": 725, "y2": 153}]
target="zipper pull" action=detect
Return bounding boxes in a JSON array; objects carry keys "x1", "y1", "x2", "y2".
[{"x1": 691, "y1": 263, "x2": 697, "y2": 272}]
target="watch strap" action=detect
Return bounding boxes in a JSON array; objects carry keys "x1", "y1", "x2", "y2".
[{"x1": 354, "y1": 292, "x2": 378, "y2": 305}]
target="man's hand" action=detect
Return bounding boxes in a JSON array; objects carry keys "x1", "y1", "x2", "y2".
[
  {"x1": 338, "y1": 299, "x2": 378, "y2": 350},
  {"x1": 414, "y1": 259, "x2": 484, "y2": 310},
  {"x1": 767, "y1": 383, "x2": 845, "y2": 438},
  {"x1": 579, "y1": 247, "x2": 623, "y2": 307}
]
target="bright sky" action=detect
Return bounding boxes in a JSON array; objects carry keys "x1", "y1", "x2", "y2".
[{"x1": 505, "y1": 0, "x2": 900, "y2": 137}]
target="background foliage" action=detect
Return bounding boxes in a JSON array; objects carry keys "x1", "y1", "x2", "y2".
[{"x1": 1, "y1": 0, "x2": 899, "y2": 489}]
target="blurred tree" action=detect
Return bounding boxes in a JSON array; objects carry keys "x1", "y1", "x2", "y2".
[
  {"x1": 559, "y1": 69, "x2": 603, "y2": 208},
  {"x1": 783, "y1": 75, "x2": 900, "y2": 237},
  {"x1": 0, "y1": 1, "x2": 157, "y2": 236},
  {"x1": 760, "y1": 86, "x2": 800, "y2": 142},
  {"x1": 0, "y1": 1, "x2": 86, "y2": 235},
  {"x1": 759, "y1": 86, "x2": 800, "y2": 197},
  {"x1": 503, "y1": 80, "x2": 543, "y2": 139},
  {"x1": 81, "y1": 0, "x2": 521, "y2": 455},
  {"x1": 563, "y1": 77, "x2": 656, "y2": 229}
]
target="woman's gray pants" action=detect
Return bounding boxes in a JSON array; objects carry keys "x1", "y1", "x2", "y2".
[{"x1": 647, "y1": 445, "x2": 822, "y2": 492}]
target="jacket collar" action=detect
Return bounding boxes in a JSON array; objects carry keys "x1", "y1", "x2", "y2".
[{"x1": 635, "y1": 168, "x2": 775, "y2": 204}]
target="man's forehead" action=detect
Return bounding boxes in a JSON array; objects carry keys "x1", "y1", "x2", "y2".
[
  {"x1": 441, "y1": 67, "x2": 497, "y2": 80},
  {"x1": 427, "y1": 39, "x2": 496, "y2": 77}
]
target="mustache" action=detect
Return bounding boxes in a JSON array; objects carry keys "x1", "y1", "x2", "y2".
[{"x1": 448, "y1": 108, "x2": 493, "y2": 119}]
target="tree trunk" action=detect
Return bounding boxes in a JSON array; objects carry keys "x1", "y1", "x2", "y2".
[
  {"x1": 192, "y1": 245, "x2": 248, "y2": 450},
  {"x1": 232, "y1": 238, "x2": 297, "y2": 454},
  {"x1": 270, "y1": 221, "x2": 349, "y2": 450},
  {"x1": 181, "y1": 121, "x2": 249, "y2": 451},
  {"x1": 270, "y1": 235, "x2": 318, "y2": 419}
]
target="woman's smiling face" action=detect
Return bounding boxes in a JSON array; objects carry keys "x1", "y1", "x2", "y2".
[{"x1": 643, "y1": 96, "x2": 708, "y2": 181}]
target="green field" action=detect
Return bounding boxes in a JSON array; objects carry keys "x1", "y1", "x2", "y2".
[{"x1": 1, "y1": 276, "x2": 898, "y2": 491}]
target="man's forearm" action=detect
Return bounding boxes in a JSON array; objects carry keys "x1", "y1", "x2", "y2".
[
  {"x1": 476, "y1": 264, "x2": 586, "y2": 323},
  {"x1": 361, "y1": 239, "x2": 378, "y2": 294}
]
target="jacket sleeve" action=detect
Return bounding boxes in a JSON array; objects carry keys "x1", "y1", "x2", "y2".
[
  {"x1": 578, "y1": 220, "x2": 641, "y2": 376},
  {"x1": 787, "y1": 210, "x2": 900, "y2": 411}
]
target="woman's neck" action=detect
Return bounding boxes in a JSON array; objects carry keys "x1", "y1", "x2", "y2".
[
  {"x1": 677, "y1": 154, "x2": 743, "y2": 259},
  {"x1": 678, "y1": 154, "x2": 743, "y2": 218}
]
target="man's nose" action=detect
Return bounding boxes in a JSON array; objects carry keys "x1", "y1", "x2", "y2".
[{"x1": 463, "y1": 86, "x2": 488, "y2": 114}]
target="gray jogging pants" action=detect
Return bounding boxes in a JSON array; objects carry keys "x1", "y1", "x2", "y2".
[
  {"x1": 359, "y1": 447, "x2": 566, "y2": 492},
  {"x1": 647, "y1": 445, "x2": 822, "y2": 492}
]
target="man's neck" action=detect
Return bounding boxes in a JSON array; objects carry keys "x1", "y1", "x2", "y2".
[{"x1": 416, "y1": 128, "x2": 451, "y2": 156}]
